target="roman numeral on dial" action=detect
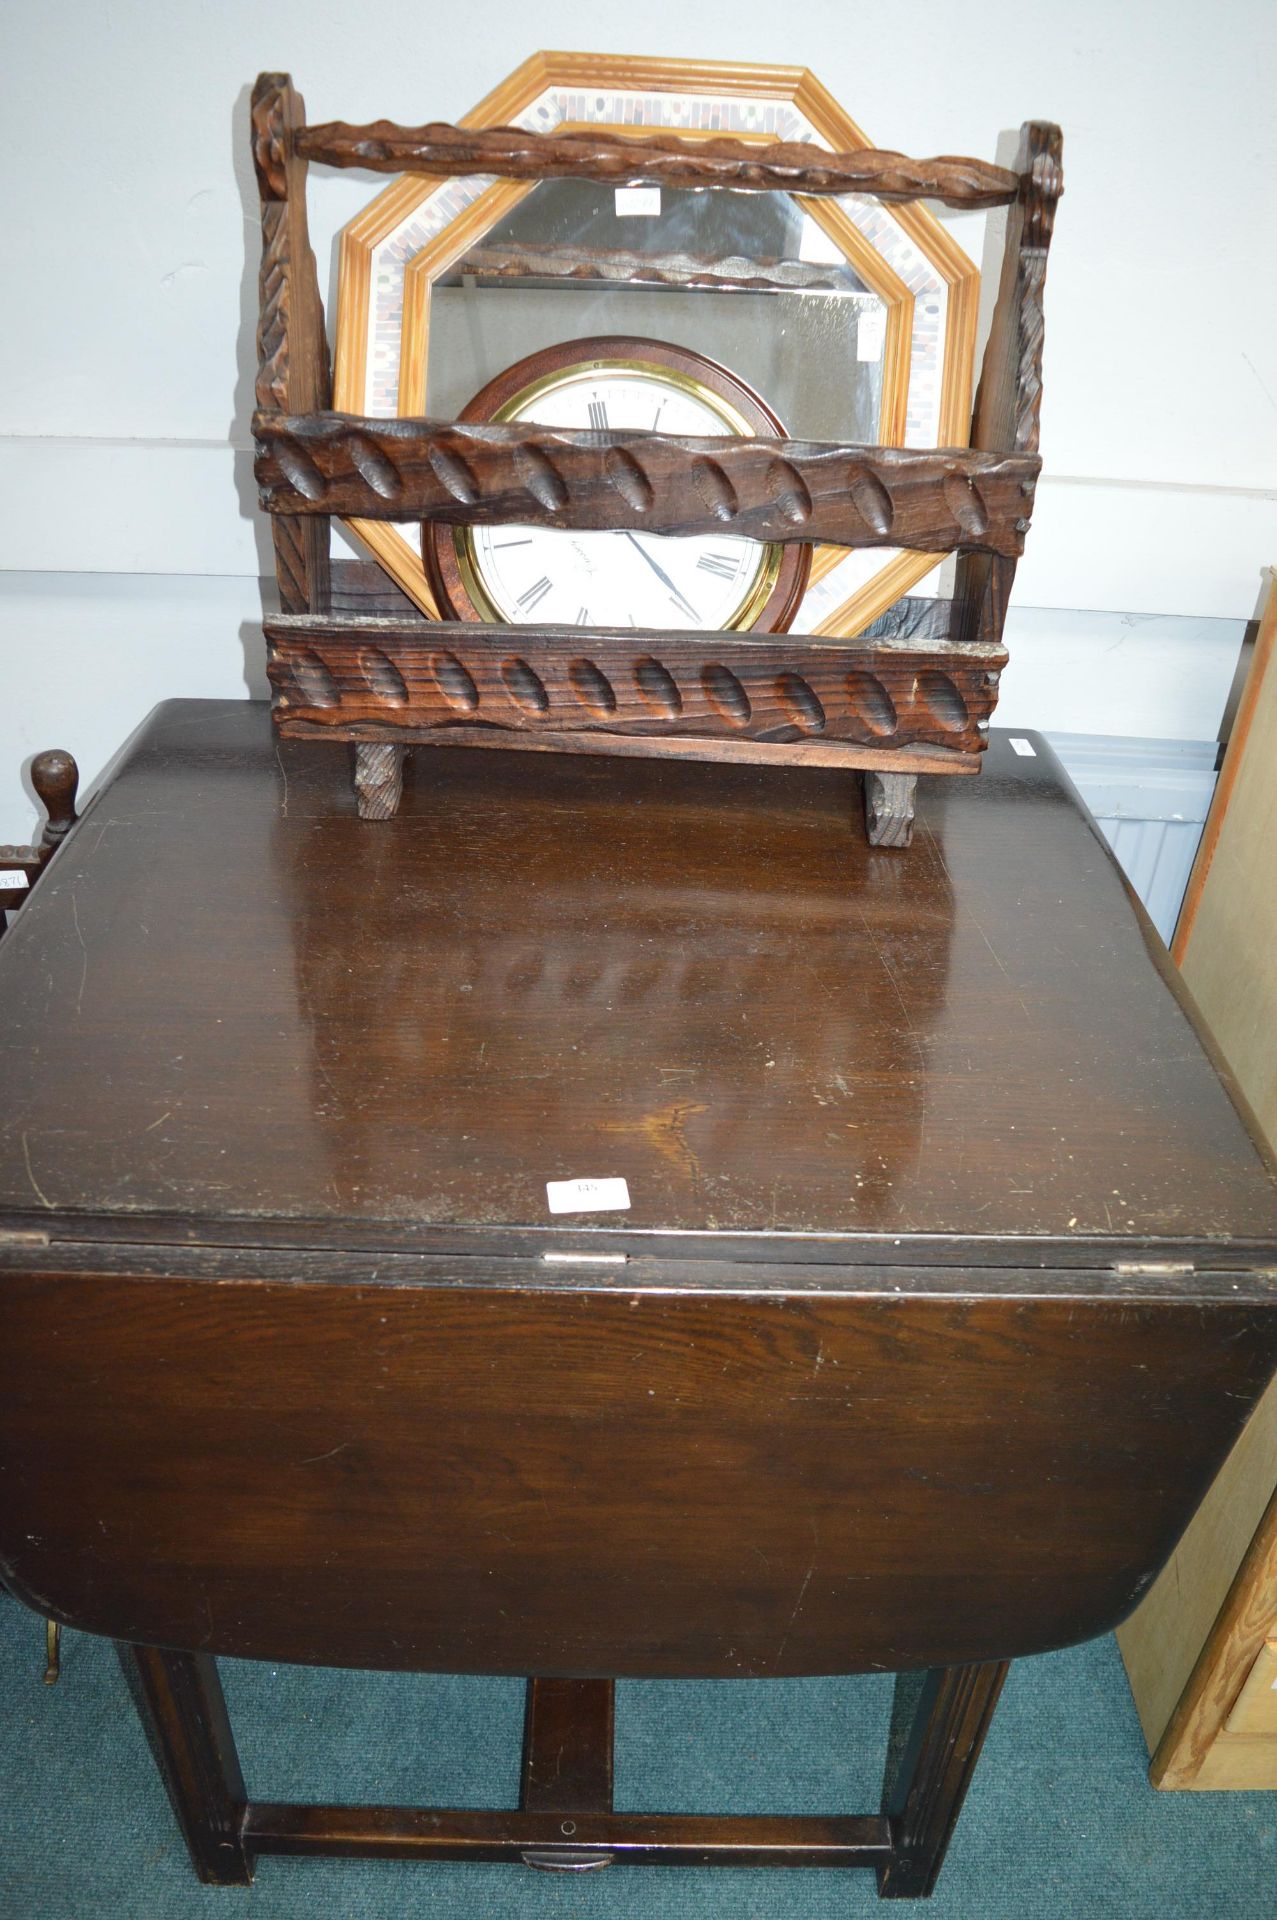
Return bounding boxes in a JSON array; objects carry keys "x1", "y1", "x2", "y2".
[
  {"x1": 696, "y1": 551, "x2": 741, "y2": 580},
  {"x1": 587, "y1": 399, "x2": 608, "y2": 430},
  {"x1": 516, "y1": 576, "x2": 552, "y2": 611}
]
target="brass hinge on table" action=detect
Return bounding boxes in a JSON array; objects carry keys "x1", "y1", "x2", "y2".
[{"x1": 1111, "y1": 1261, "x2": 1195, "y2": 1276}]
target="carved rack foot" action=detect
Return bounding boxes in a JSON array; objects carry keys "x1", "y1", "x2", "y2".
[
  {"x1": 864, "y1": 771, "x2": 916, "y2": 849},
  {"x1": 353, "y1": 743, "x2": 407, "y2": 820}
]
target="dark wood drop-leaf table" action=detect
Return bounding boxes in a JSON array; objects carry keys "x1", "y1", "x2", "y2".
[{"x1": 2, "y1": 700, "x2": 1276, "y2": 1898}]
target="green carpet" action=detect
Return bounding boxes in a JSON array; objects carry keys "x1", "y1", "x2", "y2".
[{"x1": 1, "y1": 1602, "x2": 1273, "y2": 1917}]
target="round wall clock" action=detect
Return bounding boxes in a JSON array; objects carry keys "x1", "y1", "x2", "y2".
[{"x1": 422, "y1": 336, "x2": 811, "y2": 634}]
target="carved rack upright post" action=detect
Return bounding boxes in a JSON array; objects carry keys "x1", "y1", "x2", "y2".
[{"x1": 251, "y1": 73, "x2": 1061, "y2": 846}]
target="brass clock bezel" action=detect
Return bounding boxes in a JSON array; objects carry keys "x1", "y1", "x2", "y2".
[{"x1": 423, "y1": 336, "x2": 811, "y2": 634}]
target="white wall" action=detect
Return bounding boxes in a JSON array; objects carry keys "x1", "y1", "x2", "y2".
[{"x1": 3, "y1": 0, "x2": 1276, "y2": 839}]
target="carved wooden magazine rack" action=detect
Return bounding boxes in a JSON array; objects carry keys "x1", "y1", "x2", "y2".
[{"x1": 252, "y1": 71, "x2": 1062, "y2": 846}]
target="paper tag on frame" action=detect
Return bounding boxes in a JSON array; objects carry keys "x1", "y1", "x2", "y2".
[
  {"x1": 857, "y1": 306, "x2": 887, "y2": 363},
  {"x1": 614, "y1": 187, "x2": 661, "y2": 217}
]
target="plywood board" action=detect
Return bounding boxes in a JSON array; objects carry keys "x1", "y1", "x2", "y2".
[
  {"x1": 1116, "y1": 1371, "x2": 1277, "y2": 1754},
  {"x1": 1116, "y1": 569, "x2": 1277, "y2": 1788},
  {"x1": 1224, "y1": 1639, "x2": 1277, "y2": 1736},
  {"x1": 1175, "y1": 568, "x2": 1277, "y2": 1141}
]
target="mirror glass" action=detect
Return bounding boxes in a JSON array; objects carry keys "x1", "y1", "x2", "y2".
[{"x1": 423, "y1": 179, "x2": 886, "y2": 442}]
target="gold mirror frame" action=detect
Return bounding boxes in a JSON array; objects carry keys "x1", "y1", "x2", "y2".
[{"x1": 333, "y1": 52, "x2": 979, "y2": 636}]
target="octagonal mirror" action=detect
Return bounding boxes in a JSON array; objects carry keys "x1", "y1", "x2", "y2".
[
  {"x1": 333, "y1": 53, "x2": 980, "y2": 637},
  {"x1": 421, "y1": 181, "x2": 890, "y2": 444}
]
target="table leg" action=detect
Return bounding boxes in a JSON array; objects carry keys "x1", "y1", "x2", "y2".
[
  {"x1": 117, "y1": 1643, "x2": 252, "y2": 1885},
  {"x1": 877, "y1": 1660, "x2": 1009, "y2": 1898},
  {"x1": 521, "y1": 1677, "x2": 615, "y2": 1813},
  {"x1": 110, "y1": 1649, "x2": 1000, "y2": 1894},
  {"x1": 519, "y1": 1677, "x2": 617, "y2": 1870}
]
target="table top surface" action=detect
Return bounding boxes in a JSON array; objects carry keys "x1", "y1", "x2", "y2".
[{"x1": 1, "y1": 698, "x2": 1274, "y2": 1269}]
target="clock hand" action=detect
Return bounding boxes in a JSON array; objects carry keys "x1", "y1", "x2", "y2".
[{"x1": 621, "y1": 532, "x2": 700, "y2": 623}]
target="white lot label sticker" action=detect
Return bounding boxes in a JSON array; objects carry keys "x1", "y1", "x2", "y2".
[
  {"x1": 1009, "y1": 738, "x2": 1037, "y2": 757},
  {"x1": 856, "y1": 305, "x2": 887, "y2": 363},
  {"x1": 546, "y1": 1176, "x2": 632, "y2": 1215},
  {"x1": 614, "y1": 187, "x2": 661, "y2": 216},
  {"x1": 0, "y1": 870, "x2": 30, "y2": 890}
]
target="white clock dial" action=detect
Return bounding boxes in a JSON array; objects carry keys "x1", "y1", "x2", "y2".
[{"x1": 462, "y1": 366, "x2": 776, "y2": 631}]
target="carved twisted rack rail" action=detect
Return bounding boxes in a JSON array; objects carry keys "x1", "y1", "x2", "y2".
[{"x1": 251, "y1": 73, "x2": 1062, "y2": 845}]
